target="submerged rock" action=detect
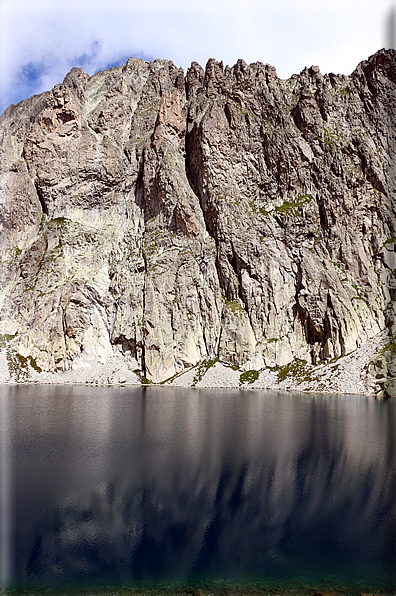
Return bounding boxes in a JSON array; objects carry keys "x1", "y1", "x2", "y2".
[{"x1": 1, "y1": 50, "x2": 396, "y2": 394}]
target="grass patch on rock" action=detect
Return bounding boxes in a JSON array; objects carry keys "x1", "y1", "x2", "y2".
[
  {"x1": 252, "y1": 194, "x2": 312, "y2": 217},
  {"x1": 222, "y1": 296, "x2": 245, "y2": 315},
  {"x1": 6, "y1": 351, "x2": 42, "y2": 382},
  {"x1": 192, "y1": 358, "x2": 219, "y2": 386},
  {"x1": 133, "y1": 369, "x2": 152, "y2": 384},
  {"x1": 0, "y1": 333, "x2": 17, "y2": 346},
  {"x1": 269, "y1": 358, "x2": 313, "y2": 384},
  {"x1": 239, "y1": 369, "x2": 259, "y2": 385},
  {"x1": 0, "y1": 335, "x2": 43, "y2": 382},
  {"x1": 274, "y1": 194, "x2": 311, "y2": 215}
]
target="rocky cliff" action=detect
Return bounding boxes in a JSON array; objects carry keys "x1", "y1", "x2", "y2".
[{"x1": 1, "y1": 49, "x2": 396, "y2": 394}]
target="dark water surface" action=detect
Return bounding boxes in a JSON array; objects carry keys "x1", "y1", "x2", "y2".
[{"x1": 0, "y1": 385, "x2": 395, "y2": 594}]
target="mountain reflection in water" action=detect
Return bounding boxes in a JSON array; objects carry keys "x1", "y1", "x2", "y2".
[{"x1": 1, "y1": 386, "x2": 395, "y2": 592}]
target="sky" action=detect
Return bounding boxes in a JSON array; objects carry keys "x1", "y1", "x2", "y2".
[{"x1": 0, "y1": 0, "x2": 395, "y2": 115}]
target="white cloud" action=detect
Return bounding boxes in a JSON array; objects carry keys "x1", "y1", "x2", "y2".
[{"x1": 0, "y1": 0, "x2": 393, "y2": 114}]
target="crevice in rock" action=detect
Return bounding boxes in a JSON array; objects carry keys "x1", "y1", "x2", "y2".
[
  {"x1": 228, "y1": 243, "x2": 256, "y2": 334},
  {"x1": 229, "y1": 248, "x2": 239, "y2": 283},
  {"x1": 135, "y1": 151, "x2": 146, "y2": 213},
  {"x1": 35, "y1": 182, "x2": 48, "y2": 215},
  {"x1": 141, "y1": 240, "x2": 148, "y2": 378},
  {"x1": 185, "y1": 122, "x2": 217, "y2": 240},
  {"x1": 123, "y1": 146, "x2": 132, "y2": 163},
  {"x1": 61, "y1": 306, "x2": 67, "y2": 340},
  {"x1": 317, "y1": 195, "x2": 331, "y2": 231}
]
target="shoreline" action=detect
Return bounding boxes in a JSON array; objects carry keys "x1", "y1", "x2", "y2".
[
  {"x1": 0, "y1": 330, "x2": 391, "y2": 397},
  {"x1": 2, "y1": 580, "x2": 391, "y2": 596}
]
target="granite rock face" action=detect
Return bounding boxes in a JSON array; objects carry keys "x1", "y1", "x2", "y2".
[{"x1": 1, "y1": 50, "x2": 396, "y2": 392}]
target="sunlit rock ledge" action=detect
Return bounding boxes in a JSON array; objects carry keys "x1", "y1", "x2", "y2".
[{"x1": 1, "y1": 50, "x2": 396, "y2": 395}]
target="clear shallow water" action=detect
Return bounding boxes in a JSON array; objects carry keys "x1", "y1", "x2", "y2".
[{"x1": 0, "y1": 385, "x2": 395, "y2": 594}]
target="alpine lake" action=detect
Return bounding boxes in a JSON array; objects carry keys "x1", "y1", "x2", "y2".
[{"x1": 1, "y1": 385, "x2": 395, "y2": 596}]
